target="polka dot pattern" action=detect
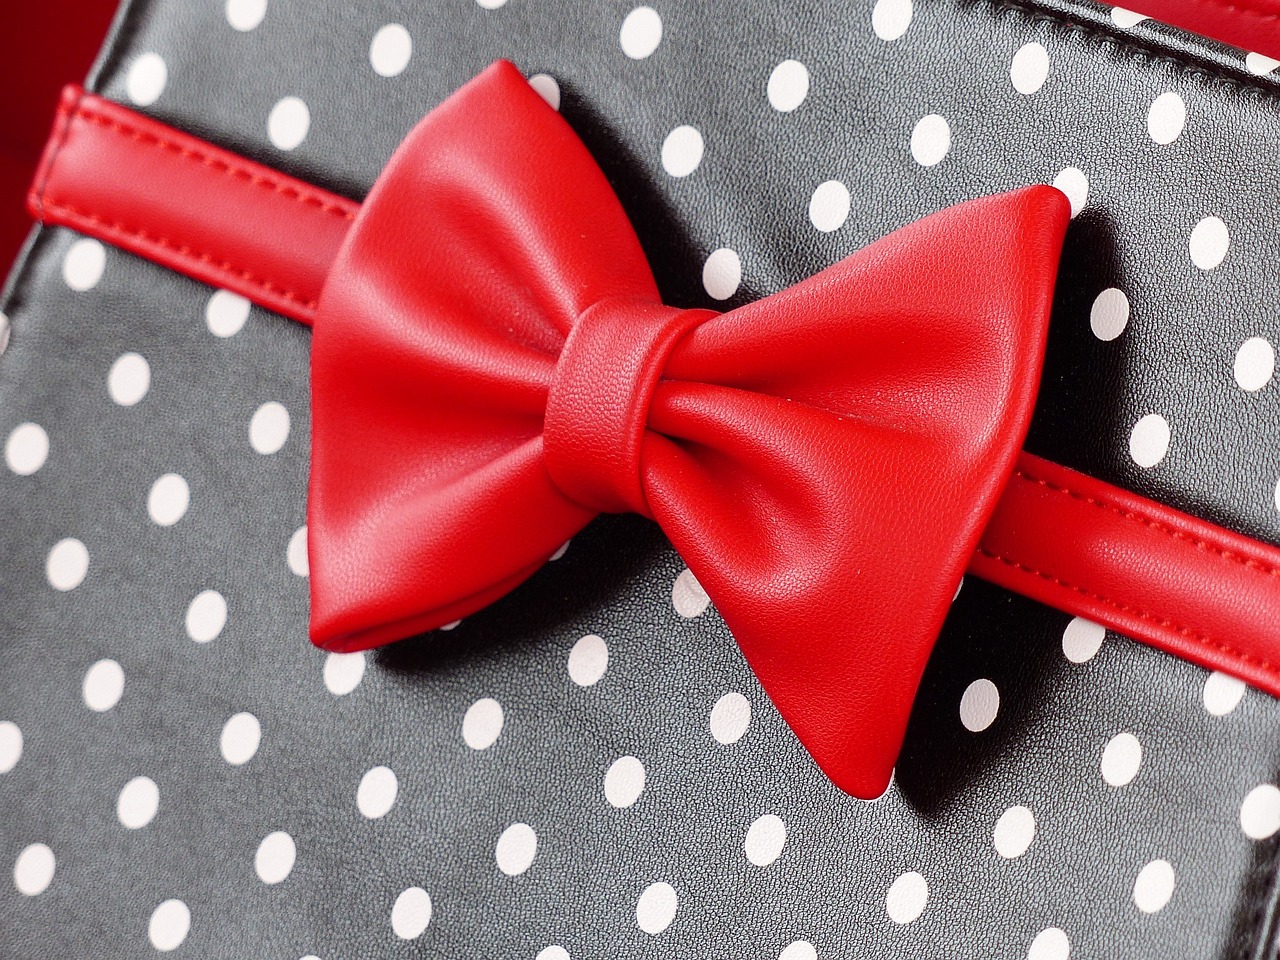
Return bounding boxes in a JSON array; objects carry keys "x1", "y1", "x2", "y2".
[
  {"x1": 636, "y1": 881, "x2": 678, "y2": 934},
  {"x1": 6, "y1": 422, "x2": 49, "y2": 476},
  {"x1": 4, "y1": 5, "x2": 1280, "y2": 959},
  {"x1": 661, "y1": 126, "x2": 704, "y2": 178}
]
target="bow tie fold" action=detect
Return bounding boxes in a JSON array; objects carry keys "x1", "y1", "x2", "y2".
[{"x1": 308, "y1": 60, "x2": 1071, "y2": 797}]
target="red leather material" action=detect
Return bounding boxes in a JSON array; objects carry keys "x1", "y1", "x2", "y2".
[
  {"x1": 972, "y1": 453, "x2": 1280, "y2": 695},
  {"x1": 309, "y1": 60, "x2": 1072, "y2": 797},
  {"x1": 36, "y1": 65, "x2": 1280, "y2": 796},
  {"x1": 27, "y1": 87, "x2": 357, "y2": 324},
  {"x1": 545, "y1": 299, "x2": 713, "y2": 516},
  {"x1": 1117, "y1": 0, "x2": 1280, "y2": 64}
]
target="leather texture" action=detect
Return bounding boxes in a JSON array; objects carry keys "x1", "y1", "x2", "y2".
[
  {"x1": 28, "y1": 71, "x2": 1280, "y2": 759},
  {"x1": 975, "y1": 452, "x2": 1280, "y2": 695},
  {"x1": 28, "y1": 87, "x2": 356, "y2": 324},
  {"x1": 1120, "y1": 0, "x2": 1280, "y2": 64},
  {"x1": 309, "y1": 60, "x2": 1070, "y2": 799},
  {"x1": 4, "y1": 0, "x2": 1280, "y2": 957}
]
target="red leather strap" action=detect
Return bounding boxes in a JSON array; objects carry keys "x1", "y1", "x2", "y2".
[
  {"x1": 25, "y1": 84, "x2": 1280, "y2": 710},
  {"x1": 973, "y1": 453, "x2": 1280, "y2": 692},
  {"x1": 27, "y1": 87, "x2": 356, "y2": 324}
]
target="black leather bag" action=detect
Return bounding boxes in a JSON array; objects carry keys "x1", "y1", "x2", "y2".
[{"x1": 3, "y1": 1, "x2": 1279, "y2": 957}]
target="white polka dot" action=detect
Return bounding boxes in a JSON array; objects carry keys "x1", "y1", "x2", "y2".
[
  {"x1": 672, "y1": 567, "x2": 712, "y2": 617},
  {"x1": 126, "y1": 53, "x2": 167, "y2": 107},
  {"x1": 392, "y1": 887, "x2": 432, "y2": 939},
  {"x1": 604, "y1": 756, "x2": 646, "y2": 808},
  {"x1": 357, "y1": 766, "x2": 398, "y2": 819},
  {"x1": 744, "y1": 813, "x2": 787, "y2": 867},
  {"x1": 149, "y1": 899, "x2": 190, "y2": 951},
  {"x1": 959, "y1": 678, "x2": 999, "y2": 732},
  {"x1": 1203, "y1": 671, "x2": 1247, "y2": 716},
  {"x1": 779, "y1": 942, "x2": 818, "y2": 960},
  {"x1": 808, "y1": 179, "x2": 853, "y2": 234},
  {"x1": 1234, "y1": 337, "x2": 1275, "y2": 391},
  {"x1": 619, "y1": 7, "x2": 662, "y2": 59},
  {"x1": 462, "y1": 697, "x2": 504, "y2": 750},
  {"x1": 910, "y1": 114, "x2": 950, "y2": 167},
  {"x1": 1247, "y1": 52, "x2": 1280, "y2": 75},
  {"x1": 107, "y1": 352, "x2": 150, "y2": 406},
  {"x1": 6, "y1": 422, "x2": 49, "y2": 475},
  {"x1": 767, "y1": 59, "x2": 810, "y2": 112},
  {"x1": 1090, "y1": 287, "x2": 1129, "y2": 341},
  {"x1": 550, "y1": 540, "x2": 570, "y2": 560},
  {"x1": 528, "y1": 74, "x2": 560, "y2": 110},
  {"x1": 1133, "y1": 859, "x2": 1175, "y2": 913},
  {"x1": 702, "y1": 248, "x2": 742, "y2": 301},
  {"x1": 83, "y1": 659, "x2": 124, "y2": 712},
  {"x1": 185, "y1": 590, "x2": 227, "y2": 643},
  {"x1": 661, "y1": 126, "x2": 703, "y2": 178},
  {"x1": 148, "y1": 473, "x2": 190, "y2": 526},
  {"x1": 268, "y1": 96, "x2": 310, "y2": 151},
  {"x1": 0, "y1": 310, "x2": 9, "y2": 354},
  {"x1": 475, "y1": 0, "x2": 507, "y2": 7},
  {"x1": 1110, "y1": 7, "x2": 1149, "y2": 27},
  {"x1": 323, "y1": 651, "x2": 366, "y2": 696},
  {"x1": 1241, "y1": 784, "x2": 1280, "y2": 840},
  {"x1": 1101, "y1": 731, "x2": 1142, "y2": 786},
  {"x1": 1052, "y1": 167, "x2": 1088, "y2": 218},
  {"x1": 63, "y1": 238, "x2": 105, "y2": 292},
  {"x1": 1027, "y1": 927, "x2": 1070, "y2": 960},
  {"x1": 117, "y1": 775, "x2": 159, "y2": 829},
  {"x1": 567, "y1": 634, "x2": 608, "y2": 687},
  {"x1": 636, "y1": 881, "x2": 678, "y2": 934},
  {"x1": 885, "y1": 870, "x2": 928, "y2": 924},
  {"x1": 47, "y1": 537, "x2": 89, "y2": 591},
  {"x1": 710, "y1": 691, "x2": 751, "y2": 744},
  {"x1": 206, "y1": 289, "x2": 251, "y2": 337},
  {"x1": 1189, "y1": 215, "x2": 1230, "y2": 270},
  {"x1": 495, "y1": 822, "x2": 537, "y2": 876},
  {"x1": 993, "y1": 805, "x2": 1036, "y2": 859},
  {"x1": 1147, "y1": 91, "x2": 1186, "y2": 145},
  {"x1": 1129, "y1": 413, "x2": 1170, "y2": 468},
  {"x1": 872, "y1": 0, "x2": 913, "y2": 40},
  {"x1": 0, "y1": 721, "x2": 22, "y2": 773},
  {"x1": 287, "y1": 526, "x2": 309, "y2": 576},
  {"x1": 370, "y1": 23, "x2": 412, "y2": 78},
  {"x1": 255, "y1": 830, "x2": 295, "y2": 884},
  {"x1": 225, "y1": 0, "x2": 266, "y2": 31},
  {"x1": 537, "y1": 948, "x2": 571, "y2": 960},
  {"x1": 1062, "y1": 617, "x2": 1105, "y2": 663},
  {"x1": 13, "y1": 843, "x2": 54, "y2": 896},
  {"x1": 249, "y1": 401, "x2": 290, "y2": 455},
  {"x1": 1010, "y1": 42, "x2": 1049, "y2": 95},
  {"x1": 220, "y1": 711, "x2": 261, "y2": 765}
]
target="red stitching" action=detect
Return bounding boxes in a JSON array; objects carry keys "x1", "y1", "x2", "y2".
[
  {"x1": 1012, "y1": 467, "x2": 1280, "y2": 579},
  {"x1": 973, "y1": 546, "x2": 1280, "y2": 678},
  {"x1": 40, "y1": 198, "x2": 319, "y2": 311},
  {"x1": 69, "y1": 104, "x2": 356, "y2": 223}
]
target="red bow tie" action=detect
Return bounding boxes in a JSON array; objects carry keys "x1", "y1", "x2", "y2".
[{"x1": 308, "y1": 61, "x2": 1071, "y2": 798}]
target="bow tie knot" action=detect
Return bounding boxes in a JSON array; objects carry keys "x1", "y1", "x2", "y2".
[{"x1": 544, "y1": 297, "x2": 713, "y2": 517}]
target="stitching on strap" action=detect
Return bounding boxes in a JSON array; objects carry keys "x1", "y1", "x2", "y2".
[
  {"x1": 40, "y1": 198, "x2": 320, "y2": 310},
  {"x1": 69, "y1": 103, "x2": 356, "y2": 222},
  {"x1": 973, "y1": 546, "x2": 1280, "y2": 678},
  {"x1": 1012, "y1": 467, "x2": 1280, "y2": 579}
]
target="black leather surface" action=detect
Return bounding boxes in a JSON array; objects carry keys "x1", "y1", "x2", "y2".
[{"x1": 3, "y1": 0, "x2": 1280, "y2": 957}]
